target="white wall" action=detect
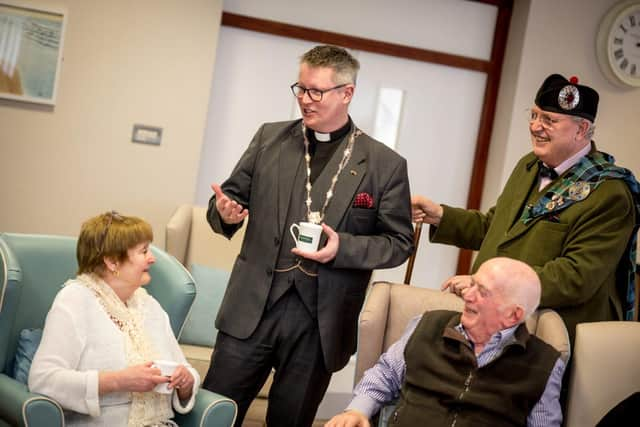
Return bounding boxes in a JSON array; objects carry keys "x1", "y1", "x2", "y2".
[
  {"x1": 198, "y1": 0, "x2": 498, "y2": 288},
  {"x1": 484, "y1": 0, "x2": 640, "y2": 211},
  {"x1": 223, "y1": 0, "x2": 497, "y2": 60},
  {"x1": 0, "y1": 0, "x2": 223, "y2": 247}
]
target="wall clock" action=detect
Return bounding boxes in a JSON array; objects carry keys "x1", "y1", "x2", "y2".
[{"x1": 596, "y1": 1, "x2": 640, "y2": 88}]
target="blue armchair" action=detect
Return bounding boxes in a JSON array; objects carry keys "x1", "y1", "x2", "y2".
[{"x1": 0, "y1": 233, "x2": 236, "y2": 427}]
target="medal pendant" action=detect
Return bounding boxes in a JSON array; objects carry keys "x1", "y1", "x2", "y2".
[
  {"x1": 308, "y1": 211, "x2": 322, "y2": 224},
  {"x1": 568, "y1": 182, "x2": 591, "y2": 201}
]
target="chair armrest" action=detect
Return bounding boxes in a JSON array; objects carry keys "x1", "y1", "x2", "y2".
[
  {"x1": 355, "y1": 282, "x2": 391, "y2": 386},
  {"x1": 173, "y1": 388, "x2": 237, "y2": 427},
  {"x1": 166, "y1": 205, "x2": 194, "y2": 265},
  {"x1": 0, "y1": 373, "x2": 64, "y2": 427},
  {"x1": 529, "y1": 309, "x2": 570, "y2": 363}
]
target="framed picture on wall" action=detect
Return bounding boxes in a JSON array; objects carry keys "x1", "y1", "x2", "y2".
[{"x1": 0, "y1": 1, "x2": 66, "y2": 105}]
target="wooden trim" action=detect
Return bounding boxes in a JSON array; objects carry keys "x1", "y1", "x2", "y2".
[
  {"x1": 221, "y1": 12, "x2": 491, "y2": 73},
  {"x1": 475, "y1": 0, "x2": 508, "y2": 6},
  {"x1": 220, "y1": 1, "x2": 515, "y2": 278},
  {"x1": 456, "y1": 0, "x2": 513, "y2": 275}
]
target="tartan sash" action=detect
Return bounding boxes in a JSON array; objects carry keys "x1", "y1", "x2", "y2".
[{"x1": 520, "y1": 150, "x2": 640, "y2": 320}]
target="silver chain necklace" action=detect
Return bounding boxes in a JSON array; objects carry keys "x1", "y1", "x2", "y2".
[{"x1": 302, "y1": 122, "x2": 361, "y2": 224}]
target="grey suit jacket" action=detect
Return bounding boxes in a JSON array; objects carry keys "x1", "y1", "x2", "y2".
[{"x1": 208, "y1": 119, "x2": 414, "y2": 372}]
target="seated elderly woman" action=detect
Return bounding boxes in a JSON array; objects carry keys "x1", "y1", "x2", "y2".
[{"x1": 29, "y1": 211, "x2": 199, "y2": 426}]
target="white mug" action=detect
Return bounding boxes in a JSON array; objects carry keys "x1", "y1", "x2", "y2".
[
  {"x1": 152, "y1": 360, "x2": 179, "y2": 394},
  {"x1": 289, "y1": 222, "x2": 323, "y2": 252}
]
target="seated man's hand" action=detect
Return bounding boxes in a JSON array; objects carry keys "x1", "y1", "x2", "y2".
[
  {"x1": 325, "y1": 409, "x2": 370, "y2": 427},
  {"x1": 441, "y1": 274, "x2": 472, "y2": 297}
]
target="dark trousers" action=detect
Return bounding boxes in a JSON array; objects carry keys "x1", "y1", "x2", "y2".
[{"x1": 202, "y1": 289, "x2": 332, "y2": 427}]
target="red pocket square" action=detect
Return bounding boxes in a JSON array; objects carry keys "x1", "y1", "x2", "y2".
[{"x1": 353, "y1": 192, "x2": 374, "y2": 208}]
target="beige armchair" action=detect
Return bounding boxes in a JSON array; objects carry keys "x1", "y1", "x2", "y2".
[
  {"x1": 166, "y1": 204, "x2": 271, "y2": 427},
  {"x1": 166, "y1": 204, "x2": 245, "y2": 271},
  {"x1": 356, "y1": 281, "x2": 571, "y2": 425},
  {"x1": 565, "y1": 321, "x2": 640, "y2": 427}
]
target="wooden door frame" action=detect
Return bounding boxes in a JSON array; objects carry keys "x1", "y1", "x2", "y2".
[{"x1": 221, "y1": 0, "x2": 514, "y2": 275}]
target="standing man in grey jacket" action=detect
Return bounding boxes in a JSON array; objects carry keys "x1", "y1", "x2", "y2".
[{"x1": 202, "y1": 45, "x2": 414, "y2": 427}]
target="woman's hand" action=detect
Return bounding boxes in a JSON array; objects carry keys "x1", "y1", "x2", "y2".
[
  {"x1": 99, "y1": 362, "x2": 167, "y2": 394},
  {"x1": 169, "y1": 365, "x2": 195, "y2": 401}
]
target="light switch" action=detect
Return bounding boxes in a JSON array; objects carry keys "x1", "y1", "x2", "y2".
[{"x1": 132, "y1": 124, "x2": 162, "y2": 145}]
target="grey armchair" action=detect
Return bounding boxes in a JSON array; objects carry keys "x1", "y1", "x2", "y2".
[{"x1": 0, "y1": 232, "x2": 236, "y2": 427}]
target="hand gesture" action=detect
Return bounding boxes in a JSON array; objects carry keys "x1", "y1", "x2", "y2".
[
  {"x1": 411, "y1": 195, "x2": 443, "y2": 226},
  {"x1": 291, "y1": 223, "x2": 339, "y2": 264},
  {"x1": 325, "y1": 409, "x2": 371, "y2": 427},
  {"x1": 441, "y1": 274, "x2": 472, "y2": 297},
  {"x1": 112, "y1": 362, "x2": 168, "y2": 393},
  {"x1": 211, "y1": 183, "x2": 249, "y2": 224},
  {"x1": 168, "y1": 364, "x2": 195, "y2": 401}
]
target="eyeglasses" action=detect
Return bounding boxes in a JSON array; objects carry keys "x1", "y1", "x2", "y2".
[
  {"x1": 290, "y1": 83, "x2": 347, "y2": 102},
  {"x1": 527, "y1": 109, "x2": 568, "y2": 129},
  {"x1": 97, "y1": 210, "x2": 122, "y2": 254}
]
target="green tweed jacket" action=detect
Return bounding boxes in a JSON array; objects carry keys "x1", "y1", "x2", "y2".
[{"x1": 431, "y1": 150, "x2": 636, "y2": 344}]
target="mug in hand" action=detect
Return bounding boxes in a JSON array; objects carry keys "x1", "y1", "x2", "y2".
[
  {"x1": 290, "y1": 222, "x2": 323, "y2": 252},
  {"x1": 152, "y1": 360, "x2": 179, "y2": 394}
]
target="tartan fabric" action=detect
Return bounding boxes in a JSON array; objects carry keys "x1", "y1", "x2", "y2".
[{"x1": 520, "y1": 150, "x2": 640, "y2": 320}]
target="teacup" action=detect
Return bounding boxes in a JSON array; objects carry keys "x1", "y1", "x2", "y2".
[
  {"x1": 289, "y1": 222, "x2": 323, "y2": 252},
  {"x1": 152, "y1": 360, "x2": 179, "y2": 394}
]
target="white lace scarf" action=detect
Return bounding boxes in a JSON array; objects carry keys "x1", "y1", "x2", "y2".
[{"x1": 75, "y1": 273, "x2": 173, "y2": 427}]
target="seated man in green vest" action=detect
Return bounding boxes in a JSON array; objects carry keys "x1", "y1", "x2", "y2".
[{"x1": 325, "y1": 257, "x2": 564, "y2": 427}]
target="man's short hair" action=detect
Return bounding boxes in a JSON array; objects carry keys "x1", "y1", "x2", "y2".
[{"x1": 301, "y1": 45, "x2": 360, "y2": 85}]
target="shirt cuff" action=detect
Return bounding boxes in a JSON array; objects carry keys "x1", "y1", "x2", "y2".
[
  {"x1": 86, "y1": 370, "x2": 101, "y2": 416},
  {"x1": 346, "y1": 394, "x2": 382, "y2": 419}
]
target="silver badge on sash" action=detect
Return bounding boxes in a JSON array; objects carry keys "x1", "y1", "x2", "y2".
[{"x1": 568, "y1": 181, "x2": 591, "y2": 201}]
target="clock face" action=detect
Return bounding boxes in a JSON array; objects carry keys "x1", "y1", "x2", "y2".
[
  {"x1": 607, "y1": 4, "x2": 640, "y2": 86},
  {"x1": 599, "y1": 2, "x2": 640, "y2": 87}
]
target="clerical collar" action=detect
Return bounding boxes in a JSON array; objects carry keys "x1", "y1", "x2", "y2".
[{"x1": 305, "y1": 118, "x2": 352, "y2": 144}]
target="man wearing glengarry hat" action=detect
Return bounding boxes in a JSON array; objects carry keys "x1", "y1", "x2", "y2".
[{"x1": 412, "y1": 73, "x2": 640, "y2": 348}]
